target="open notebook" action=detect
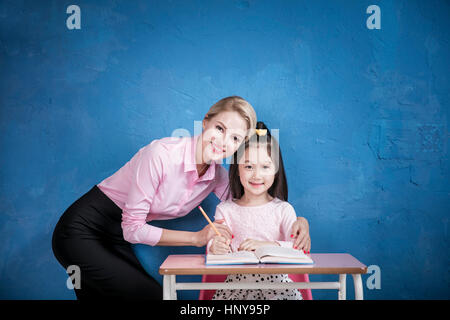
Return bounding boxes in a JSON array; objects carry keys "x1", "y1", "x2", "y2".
[{"x1": 206, "y1": 246, "x2": 314, "y2": 265}]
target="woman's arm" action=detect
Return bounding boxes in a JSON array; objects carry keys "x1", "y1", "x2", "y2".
[
  {"x1": 156, "y1": 229, "x2": 200, "y2": 247},
  {"x1": 291, "y1": 217, "x2": 311, "y2": 252},
  {"x1": 121, "y1": 145, "x2": 165, "y2": 246},
  {"x1": 157, "y1": 221, "x2": 232, "y2": 247}
]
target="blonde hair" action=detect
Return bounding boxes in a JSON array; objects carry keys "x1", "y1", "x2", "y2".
[{"x1": 204, "y1": 96, "x2": 257, "y2": 136}]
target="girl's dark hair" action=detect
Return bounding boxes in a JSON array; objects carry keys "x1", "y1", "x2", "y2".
[{"x1": 228, "y1": 121, "x2": 288, "y2": 201}]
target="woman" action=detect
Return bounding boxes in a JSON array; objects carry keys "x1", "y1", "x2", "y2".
[{"x1": 52, "y1": 96, "x2": 311, "y2": 300}]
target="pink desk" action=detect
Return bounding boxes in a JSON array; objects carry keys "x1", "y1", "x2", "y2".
[{"x1": 159, "y1": 253, "x2": 367, "y2": 300}]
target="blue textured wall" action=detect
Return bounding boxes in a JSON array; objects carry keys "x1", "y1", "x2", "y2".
[{"x1": 0, "y1": 0, "x2": 448, "y2": 300}]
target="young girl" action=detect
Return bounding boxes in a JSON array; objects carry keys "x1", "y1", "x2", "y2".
[{"x1": 208, "y1": 121, "x2": 303, "y2": 300}]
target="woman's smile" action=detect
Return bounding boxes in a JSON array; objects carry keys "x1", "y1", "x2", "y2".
[{"x1": 210, "y1": 141, "x2": 225, "y2": 154}]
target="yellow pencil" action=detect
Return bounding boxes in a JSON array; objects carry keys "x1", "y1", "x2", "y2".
[{"x1": 198, "y1": 206, "x2": 221, "y2": 236}]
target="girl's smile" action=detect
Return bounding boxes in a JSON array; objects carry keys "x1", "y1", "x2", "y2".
[{"x1": 248, "y1": 181, "x2": 265, "y2": 187}]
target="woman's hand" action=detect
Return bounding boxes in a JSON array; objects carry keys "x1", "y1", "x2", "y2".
[
  {"x1": 209, "y1": 235, "x2": 231, "y2": 254},
  {"x1": 290, "y1": 217, "x2": 311, "y2": 253},
  {"x1": 195, "y1": 219, "x2": 232, "y2": 247},
  {"x1": 238, "y1": 239, "x2": 279, "y2": 251}
]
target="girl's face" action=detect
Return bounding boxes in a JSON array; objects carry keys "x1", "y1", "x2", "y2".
[
  {"x1": 238, "y1": 145, "x2": 276, "y2": 198},
  {"x1": 201, "y1": 111, "x2": 248, "y2": 163}
]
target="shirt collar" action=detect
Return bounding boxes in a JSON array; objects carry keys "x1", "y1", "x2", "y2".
[{"x1": 184, "y1": 135, "x2": 216, "y2": 181}]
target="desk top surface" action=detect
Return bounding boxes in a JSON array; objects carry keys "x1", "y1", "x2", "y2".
[{"x1": 159, "y1": 253, "x2": 367, "y2": 275}]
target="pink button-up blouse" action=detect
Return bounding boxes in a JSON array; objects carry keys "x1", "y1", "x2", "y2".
[{"x1": 97, "y1": 135, "x2": 230, "y2": 246}]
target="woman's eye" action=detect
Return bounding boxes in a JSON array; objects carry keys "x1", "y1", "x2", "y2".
[
  {"x1": 215, "y1": 125, "x2": 224, "y2": 132},
  {"x1": 244, "y1": 165, "x2": 253, "y2": 170},
  {"x1": 233, "y1": 136, "x2": 241, "y2": 143}
]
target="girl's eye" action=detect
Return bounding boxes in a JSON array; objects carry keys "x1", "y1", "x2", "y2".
[
  {"x1": 233, "y1": 136, "x2": 241, "y2": 143},
  {"x1": 244, "y1": 165, "x2": 253, "y2": 170},
  {"x1": 263, "y1": 166, "x2": 270, "y2": 169},
  {"x1": 215, "y1": 125, "x2": 224, "y2": 132}
]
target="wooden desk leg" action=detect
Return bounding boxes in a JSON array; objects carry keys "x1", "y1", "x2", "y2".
[
  {"x1": 338, "y1": 274, "x2": 347, "y2": 300},
  {"x1": 352, "y1": 274, "x2": 363, "y2": 300}
]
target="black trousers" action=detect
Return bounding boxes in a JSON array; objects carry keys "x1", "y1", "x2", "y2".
[{"x1": 52, "y1": 186, "x2": 162, "y2": 300}]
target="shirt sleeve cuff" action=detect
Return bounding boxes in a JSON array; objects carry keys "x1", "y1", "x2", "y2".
[
  {"x1": 146, "y1": 225, "x2": 163, "y2": 246},
  {"x1": 122, "y1": 222, "x2": 163, "y2": 246}
]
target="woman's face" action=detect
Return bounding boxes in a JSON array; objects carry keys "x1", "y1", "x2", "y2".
[{"x1": 201, "y1": 111, "x2": 248, "y2": 163}]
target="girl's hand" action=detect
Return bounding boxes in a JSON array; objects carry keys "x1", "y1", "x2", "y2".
[
  {"x1": 290, "y1": 217, "x2": 311, "y2": 253},
  {"x1": 209, "y1": 235, "x2": 231, "y2": 254},
  {"x1": 195, "y1": 220, "x2": 232, "y2": 247},
  {"x1": 238, "y1": 239, "x2": 279, "y2": 251}
]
